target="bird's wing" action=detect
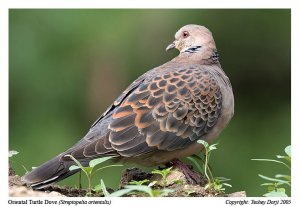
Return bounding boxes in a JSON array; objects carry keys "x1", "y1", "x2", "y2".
[
  {"x1": 64, "y1": 66, "x2": 222, "y2": 160},
  {"x1": 90, "y1": 74, "x2": 147, "y2": 128}
]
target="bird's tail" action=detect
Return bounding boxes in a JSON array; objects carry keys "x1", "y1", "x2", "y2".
[{"x1": 21, "y1": 155, "x2": 80, "y2": 190}]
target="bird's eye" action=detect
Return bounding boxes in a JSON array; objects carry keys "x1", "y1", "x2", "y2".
[{"x1": 183, "y1": 31, "x2": 190, "y2": 38}]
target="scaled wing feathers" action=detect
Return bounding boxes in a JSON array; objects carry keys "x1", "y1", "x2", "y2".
[{"x1": 62, "y1": 67, "x2": 222, "y2": 160}]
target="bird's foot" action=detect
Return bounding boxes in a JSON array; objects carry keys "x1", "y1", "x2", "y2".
[{"x1": 170, "y1": 159, "x2": 202, "y2": 185}]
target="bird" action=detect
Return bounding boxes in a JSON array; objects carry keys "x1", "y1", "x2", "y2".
[{"x1": 22, "y1": 24, "x2": 234, "y2": 189}]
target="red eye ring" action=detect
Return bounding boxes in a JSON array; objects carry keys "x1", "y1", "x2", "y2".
[{"x1": 183, "y1": 31, "x2": 189, "y2": 38}]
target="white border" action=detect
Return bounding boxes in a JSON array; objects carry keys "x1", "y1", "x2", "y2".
[
  {"x1": 291, "y1": 2, "x2": 299, "y2": 200},
  {"x1": 0, "y1": 2, "x2": 9, "y2": 205},
  {"x1": 4, "y1": 0, "x2": 296, "y2": 9},
  {"x1": 1, "y1": 0, "x2": 298, "y2": 205}
]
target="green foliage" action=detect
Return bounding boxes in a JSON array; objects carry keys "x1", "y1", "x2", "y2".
[
  {"x1": 186, "y1": 155, "x2": 204, "y2": 174},
  {"x1": 65, "y1": 155, "x2": 123, "y2": 196},
  {"x1": 9, "y1": 150, "x2": 19, "y2": 158},
  {"x1": 185, "y1": 189, "x2": 196, "y2": 196},
  {"x1": 129, "y1": 179, "x2": 150, "y2": 186},
  {"x1": 97, "y1": 178, "x2": 172, "y2": 197},
  {"x1": 197, "y1": 140, "x2": 218, "y2": 188},
  {"x1": 108, "y1": 185, "x2": 173, "y2": 197},
  {"x1": 9, "y1": 150, "x2": 28, "y2": 173},
  {"x1": 205, "y1": 177, "x2": 232, "y2": 192},
  {"x1": 188, "y1": 140, "x2": 232, "y2": 194},
  {"x1": 173, "y1": 179, "x2": 184, "y2": 185},
  {"x1": 95, "y1": 170, "x2": 173, "y2": 197},
  {"x1": 151, "y1": 167, "x2": 172, "y2": 187},
  {"x1": 252, "y1": 145, "x2": 291, "y2": 197}
]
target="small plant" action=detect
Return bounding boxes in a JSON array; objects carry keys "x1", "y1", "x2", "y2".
[
  {"x1": 151, "y1": 167, "x2": 172, "y2": 187},
  {"x1": 9, "y1": 150, "x2": 28, "y2": 174},
  {"x1": 252, "y1": 145, "x2": 291, "y2": 197},
  {"x1": 186, "y1": 154, "x2": 204, "y2": 174},
  {"x1": 129, "y1": 179, "x2": 150, "y2": 186},
  {"x1": 108, "y1": 185, "x2": 173, "y2": 197},
  {"x1": 65, "y1": 155, "x2": 123, "y2": 196},
  {"x1": 187, "y1": 140, "x2": 232, "y2": 193},
  {"x1": 95, "y1": 177, "x2": 172, "y2": 197},
  {"x1": 173, "y1": 179, "x2": 184, "y2": 185},
  {"x1": 205, "y1": 177, "x2": 232, "y2": 192},
  {"x1": 185, "y1": 189, "x2": 196, "y2": 196}
]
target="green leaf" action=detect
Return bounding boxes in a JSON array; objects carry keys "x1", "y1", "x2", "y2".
[
  {"x1": 151, "y1": 169, "x2": 163, "y2": 176},
  {"x1": 258, "y1": 174, "x2": 291, "y2": 186},
  {"x1": 69, "y1": 165, "x2": 80, "y2": 171},
  {"x1": 275, "y1": 174, "x2": 291, "y2": 181},
  {"x1": 151, "y1": 167, "x2": 172, "y2": 179},
  {"x1": 173, "y1": 180, "x2": 184, "y2": 185},
  {"x1": 9, "y1": 150, "x2": 19, "y2": 158},
  {"x1": 84, "y1": 167, "x2": 93, "y2": 174},
  {"x1": 186, "y1": 156, "x2": 204, "y2": 174},
  {"x1": 222, "y1": 183, "x2": 232, "y2": 188},
  {"x1": 148, "y1": 181, "x2": 157, "y2": 187},
  {"x1": 276, "y1": 155, "x2": 291, "y2": 162},
  {"x1": 204, "y1": 184, "x2": 210, "y2": 190},
  {"x1": 261, "y1": 183, "x2": 276, "y2": 186},
  {"x1": 124, "y1": 185, "x2": 154, "y2": 197},
  {"x1": 94, "y1": 164, "x2": 123, "y2": 173},
  {"x1": 89, "y1": 156, "x2": 114, "y2": 168},
  {"x1": 197, "y1": 140, "x2": 209, "y2": 149},
  {"x1": 251, "y1": 158, "x2": 290, "y2": 169},
  {"x1": 152, "y1": 188, "x2": 173, "y2": 197},
  {"x1": 267, "y1": 186, "x2": 275, "y2": 192},
  {"x1": 109, "y1": 185, "x2": 169, "y2": 197},
  {"x1": 93, "y1": 184, "x2": 101, "y2": 192},
  {"x1": 100, "y1": 179, "x2": 110, "y2": 197},
  {"x1": 285, "y1": 145, "x2": 291, "y2": 157},
  {"x1": 65, "y1": 154, "x2": 84, "y2": 169},
  {"x1": 151, "y1": 190, "x2": 163, "y2": 197},
  {"x1": 109, "y1": 188, "x2": 133, "y2": 197},
  {"x1": 263, "y1": 190, "x2": 288, "y2": 197},
  {"x1": 215, "y1": 177, "x2": 231, "y2": 182},
  {"x1": 129, "y1": 179, "x2": 150, "y2": 185},
  {"x1": 276, "y1": 155, "x2": 287, "y2": 159},
  {"x1": 277, "y1": 188, "x2": 286, "y2": 193},
  {"x1": 208, "y1": 143, "x2": 218, "y2": 152}
]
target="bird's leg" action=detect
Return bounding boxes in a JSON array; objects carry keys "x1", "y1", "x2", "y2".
[{"x1": 170, "y1": 159, "x2": 202, "y2": 185}]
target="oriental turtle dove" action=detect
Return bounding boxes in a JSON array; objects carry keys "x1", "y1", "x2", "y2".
[{"x1": 22, "y1": 24, "x2": 234, "y2": 189}]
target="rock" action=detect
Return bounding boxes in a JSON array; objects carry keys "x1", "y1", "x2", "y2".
[
  {"x1": 9, "y1": 186, "x2": 65, "y2": 197},
  {"x1": 9, "y1": 174, "x2": 26, "y2": 187},
  {"x1": 228, "y1": 191, "x2": 247, "y2": 197},
  {"x1": 151, "y1": 168, "x2": 188, "y2": 186},
  {"x1": 119, "y1": 168, "x2": 153, "y2": 188},
  {"x1": 9, "y1": 164, "x2": 247, "y2": 197}
]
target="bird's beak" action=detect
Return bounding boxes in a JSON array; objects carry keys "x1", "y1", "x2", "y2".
[{"x1": 166, "y1": 41, "x2": 176, "y2": 52}]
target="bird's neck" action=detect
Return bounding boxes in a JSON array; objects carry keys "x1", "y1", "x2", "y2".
[{"x1": 177, "y1": 46, "x2": 219, "y2": 64}]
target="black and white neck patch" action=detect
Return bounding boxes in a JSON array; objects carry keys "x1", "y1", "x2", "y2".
[
  {"x1": 183, "y1": 46, "x2": 202, "y2": 53},
  {"x1": 212, "y1": 50, "x2": 219, "y2": 61}
]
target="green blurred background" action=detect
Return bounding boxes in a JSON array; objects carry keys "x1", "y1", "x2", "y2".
[{"x1": 9, "y1": 9, "x2": 291, "y2": 196}]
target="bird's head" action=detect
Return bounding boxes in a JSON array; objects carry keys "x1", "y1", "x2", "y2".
[{"x1": 166, "y1": 24, "x2": 217, "y2": 55}]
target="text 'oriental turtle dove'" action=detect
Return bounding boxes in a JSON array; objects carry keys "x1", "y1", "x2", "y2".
[{"x1": 22, "y1": 24, "x2": 234, "y2": 189}]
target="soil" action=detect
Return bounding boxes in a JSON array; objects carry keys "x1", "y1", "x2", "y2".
[{"x1": 9, "y1": 163, "x2": 246, "y2": 197}]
